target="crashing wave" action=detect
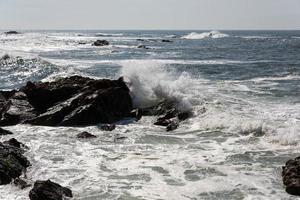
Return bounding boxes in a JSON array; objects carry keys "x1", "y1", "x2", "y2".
[
  {"x1": 182, "y1": 31, "x2": 229, "y2": 40},
  {"x1": 119, "y1": 60, "x2": 193, "y2": 112}
]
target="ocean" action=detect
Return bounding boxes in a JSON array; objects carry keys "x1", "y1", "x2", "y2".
[{"x1": 0, "y1": 30, "x2": 300, "y2": 199}]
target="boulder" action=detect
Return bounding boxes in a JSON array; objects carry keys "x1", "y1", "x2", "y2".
[
  {"x1": 3, "y1": 138, "x2": 26, "y2": 148},
  {"x1": 282, "y1": 157, "x2": 300, "y2": 196},
  {"x1": 76, "y1": 131, "x2": 96, "y2": 139},
  {"x1": 0, "y1": 76, "x2": 133, "y2": 126},
  {"x1": 92, "y1": 40, "x2": 109, "y2": 46},
  {"x1": 0, "y1": 142, "x2": 30, "y2": 185},
  {"x1": 29, "y1": 180, "x2": 72, "y2": 200},
  {"x1": 0, "y1": 127, "x2": 13, "y2": 135}
]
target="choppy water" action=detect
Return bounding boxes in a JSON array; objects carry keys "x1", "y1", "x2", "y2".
[{"x1": 0, "y1": 30, "x2": 300, "y2": 200}]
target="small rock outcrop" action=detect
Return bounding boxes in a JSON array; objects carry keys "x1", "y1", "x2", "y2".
[
  {"x1": 29, "y1": 180, "x2": 72, "y2": 200},
  {"x1": 282, "y1": 157, "x2": 300, "y2": 196},
  {"x1": 0, "y1": 127, "x2": 13, "y2": 135},
  {"x1": 92, "y1": 40, "x2": 109, "y2": 46},
  {"x1": 0, "y1": 142, "x2": 30, "y2": 185},
  {"x1": 142, "y1": 100, "x2": 192, "y2": 131},
  {"x1": 0, "y1": 76, "x2": 133, "y2": 126},
  {"x1": 4, "y1": 31, "x2": 20, "y2": 35},
  {"x1": 76, "y1": 131, "x2": 96, "y2": 139},
  {"x1": 137, "y1": 45, "x2": 149, "y2": 49},
  {"x1": 161, "y1": 39, "x2": 172, "y2": 43}
]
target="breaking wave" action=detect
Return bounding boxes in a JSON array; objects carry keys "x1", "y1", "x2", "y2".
[{"x1": 182, "y1": 31, "x2": 229, "y2": 40}]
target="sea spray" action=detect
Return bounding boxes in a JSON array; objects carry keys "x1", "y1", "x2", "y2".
[{"x1": 119, "y1": 60, "x2": 193, "y2": 111}]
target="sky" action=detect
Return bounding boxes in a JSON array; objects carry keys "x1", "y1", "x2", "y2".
[{"x1": 0, "y1": 0, "x2": 300, "y2": 30}]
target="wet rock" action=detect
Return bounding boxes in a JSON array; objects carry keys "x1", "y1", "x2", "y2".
[
  {"x1": 166, "y1": 120, "x2": 179, "y2": 132},
  {"x1": 13, "y1": 177, "x2": 31, "y2": 189},
  {"x1": 161, "y1": 39, "x2": 172, "y2": 43},
  {"x1": 130, "y1": 109, "x2": 142, "y2": 121},
  {"x1": 4, "y1": 31, "x2": 20, "y2": 35},
  {"x1": 143, "y1": 100, "x2": 192, "y2": 131},
  {"x1": 282, "y1": 157, "x2": 300, "y2": 196},
  {"x1": 0, "y1": 142, "x2": 30, "y2": 185},
  {"x1": 137, "y1": 45, "x2": 149, "y2": 49},
  {"x1": 76, "y1": 131, "x2": 96, "y2": 139},
  {"x1": 78, "y1": 42, "x2": 87, "y2": 45},
  {"x1": 4, "y1": 138, "x2": 28, "y2": 149},
  {"x1": 92, "y1": 40, "x2": 109, "y2": 46},
  {"x1": 29, "y1": 180, "x2": 73, "y2": 200},
  {"x1": 99, "y1": 124, "x2": 116, "y2": 131},
  {"x1": 0, "y1": 76, "x2": 132, "y2": 126},
  {"x1": 0, "y1": 127, "x2": 13, "y2": 135}
]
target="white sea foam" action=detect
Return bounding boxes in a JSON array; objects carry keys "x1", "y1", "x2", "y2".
[{"x1": 182, "y1": 31, "x2": 229, "y2": 40}]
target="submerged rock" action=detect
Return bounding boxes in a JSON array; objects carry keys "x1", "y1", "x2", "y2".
[
  {"x1": 14, "y1": 177, "x2": 31, "y2": 189},
  {"x1": 76, "y1": 131, "x2": 96, "y2": 139},
  {"x1": 0, "y1": 142, "x2": 30, "y2": 185},
  {"x1": 92, "y1": 40, "x2": 109, "y2": 46},
  {"x1": 0, "y1": 127, "x2": 13, "y2": 135},
  {"x1": 137, "y1": 45, "x2": 149, "y2": 49},
  {"x1": 0, "y1": 76, "x2": 133, "y2": 126},
  {"x1": 29, "y1": 180, "x2": 72, "y2": 200},
  {"x1": 282, "y1": 157, "x2": 300, "y2": 196},
  {"x1": 161, "y1": 39, "x2": 172, "y2": 43}
]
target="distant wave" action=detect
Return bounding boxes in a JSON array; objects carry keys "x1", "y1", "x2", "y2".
[
  {"x1": 181, "y1": 31, "x2": 229, "y2": 40},
  {"x1": 95, "y1": 33, "x2": 124, "y2": 37}
]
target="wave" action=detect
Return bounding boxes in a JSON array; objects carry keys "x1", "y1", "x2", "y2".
[
  {"x1": 95, "y1": 33, "x2": 124, "y2": 37},
  {"x1": 182, "y1": 31, "x2": 229, "y2": 40},
  {"x1": 119, "y1": 60, "x2": 193, "y2": 111}
]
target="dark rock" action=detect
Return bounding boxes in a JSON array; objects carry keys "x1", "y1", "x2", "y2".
[
  {"x1": 0, "y1": 127, "x2": 13, "y2": 135},
  {"x1": 92, "y1": 40, "x2": 109, "y2": 46},
  {"x1": 0, "y1": 76, "x2": 132, "y2": 126},
  {"x1": 282, "y1": 157, "x2": 300, "y2": 196},
  {"x1": 130, "y1": 109, "x2": 142, "y2": 121},
  {"x1": 29, "y1": 180, "x2": 72, "y2": 200},
  {"x1": 99, "y1": 124, "x2": 116, "y2": 131},
  {"x1": 4, "y1": 31, "x2": 20, "y2": 35},
  {"x1": 76, "y1": 131, "x2": 96, "y2": 139},
  {"x1": 166, "y1": 120, "x2": 179, "y2": 132},
  {"x1": 137, "y1": 45, "x2": 149, "y2": 49},
  {"x1": 0, "y1": 142, "x2": 30, "y2": 185},
  {"x1": 161, "y1": 39, "x2": 172, "y2": 43},
  {"x1": 144, "y1": 100, "x2": 192, "y2": 131},
  {"x1": 1, "y1": 54, "x2": 10, "y2": 60},
  {"x1": 78, "y1": 42, "x2": 87, "y2": 45},
  {"x1": 136, "y1": 39, "x2": 146, "y2": 42},
  {"x1": 13, "y1": 177, "x2": 31, "y2": 189},
  {"x1": 3, "y1": 138, "x2": 26, "y2": 149}
]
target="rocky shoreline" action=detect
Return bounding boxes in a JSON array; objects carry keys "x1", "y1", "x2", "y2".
[{"x1": 0, "y1": 75, "x2": 192, "y2": 199}]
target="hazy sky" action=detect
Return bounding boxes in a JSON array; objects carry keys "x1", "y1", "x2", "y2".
[{"x1": 0, "y1": 0, "x2": 300, "y2": 30}]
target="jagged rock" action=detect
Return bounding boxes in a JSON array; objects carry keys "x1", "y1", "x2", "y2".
[
  {"x1": 0, "y1": 76, "x2": 132, "y2": 126},
  {"x1": 4, "y1": 31, "x2": 20, "y2": 35},
  {"x1": 99, "y1": 124, "x2": 116, "y2": 131},
  {"x1": 282, "y1": 157, "x2": 300, "y2": 196},
  {"x1": 0, "y1": 127, "x2": 13, "y2": 135},
  {"x1": 29, "y1": 180, "x2": 72, "y2": 200},
  {"x1": 92, "y1": 40, "x2": 109, "y2": 46},
  {"x1": 13, "y1": 177, "x2": 31, "y2": 189},
  {"x1": 76, "y1": 132, "x2": 96, "y2": 139},
  {"x1": 0, "y1": 142, "x2": 30, "y2": 185},
  {"x1": 143, "y1": 100, "x2": 192, "y2": 131}
]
